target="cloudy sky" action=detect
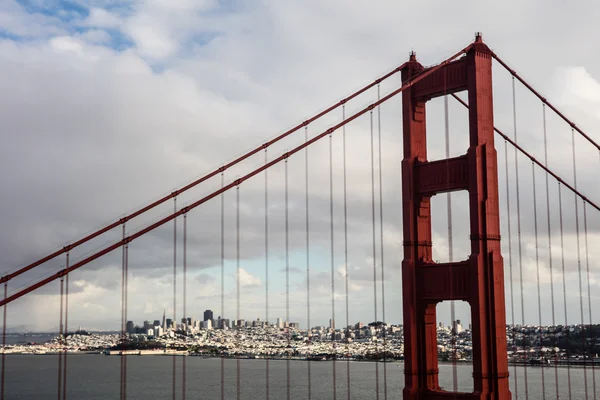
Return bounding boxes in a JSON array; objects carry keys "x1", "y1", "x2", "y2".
[{"x1": 0, "y1": 0, "x2": 599, "y2": 332}]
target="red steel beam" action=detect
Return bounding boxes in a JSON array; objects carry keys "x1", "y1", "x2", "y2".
[
  {"x1": 0, "y1": 62, "x2": 409, "y2": 286},
  {"x1": 0, "y1": 45, "x2": 474, "y2": 307},
  {"x1": 452, "y1": 93, "x2": 600, "y2": 213},
  {"x1": 491, "y1": 52, "x2": 600, "y2": 152}
]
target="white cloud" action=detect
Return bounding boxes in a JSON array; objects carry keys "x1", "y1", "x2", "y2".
[{"x1": 81, "y1": 7, "x2": 122, "y2": 29}]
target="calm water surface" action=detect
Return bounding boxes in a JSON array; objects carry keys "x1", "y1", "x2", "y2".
[{"x1": 4, "y1": 355, "x2": 597, "y2": 399}]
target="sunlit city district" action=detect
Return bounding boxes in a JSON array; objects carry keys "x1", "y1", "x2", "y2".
[{"x1": 4, "y1": 310, "x2": 599, "y2": 366}]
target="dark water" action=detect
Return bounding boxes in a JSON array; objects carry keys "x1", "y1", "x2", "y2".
[{"x1": 3, "y1": 355, "x2": 597, "y2": 399}]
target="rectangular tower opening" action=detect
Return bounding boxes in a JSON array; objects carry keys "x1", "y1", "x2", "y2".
[
  {"x1": 425, "y1": 95, "x2": 470, "y2": 162},
  {"x1": 436, "y1": 300, "x2": 473, "y2": 393},
  {"x1": 430, "y1": 190, "x2": 470, "y2": 263}
]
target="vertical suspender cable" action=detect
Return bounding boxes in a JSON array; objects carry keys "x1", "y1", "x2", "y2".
[
  {"x1": 236, "y1": 185, "x2": 241, "y2": 400},
  {"x1": 377, "y1": 85, "x2": 388, "y2": 400},
  {"x1": 1, "y1": 282, "x2": 5, "y2": 400},
  {"x1": 285, "y1": 158, "x2": 291, "y2": 400},
  {"x1": 265, "y1": 149, "x2": 270, "y2": 400},
  {"x1": 342, "y1": 104, "x2": 351, "y2": 400},
  {"x1": 558, "y1": 184, "x2": 573, "y2": 400},
  {"x1": 62, "y1": 253, "x2": 69, "y2": 400},
  {"x1": 532, "y1": 162, "x2": 546, "y2": 400},
  {"x1": 305, "y1": 126, "x2": 312, "y2": 400},
  {"x1": 220, "y1": 172, "x2": 225, "y2": 400},
  {"x1": 120, "y1": 223, "x2": 126, "y2": 400},
  {"x1": 369, "y1": 108, "x2": 379, "y2": 400},
  {"x1": 542, "y1": 103, "x2": 560, "y2": 400},
  {"x1": 571, "y1": 127, "x2": 589, "y2": 399},
  {"x1": 329, "y1": 129, "x2": 337, "y2": 400},
  {"x1": 123, "y1": 240, "x2": 129, "y2": 399},
  {"x1": 503, "y1": 134, "x2": 518, "y2": 398},
  {"x1": 182, "y1": 212, "x2": 187, "y2": 400},
  {"x1": 172, "y1": 197, "x2": 177, "y2": 400},
  {"x1": 583, "y1": 202, "x2": 596, "y2": 399},
  {"x1": 444, "y1": 87, "x2": 457, "y2": 392},
  {"x1": 512, "y1": 77, "x2": 529, "y2": 398},
  {"x1": 58, "y1": 276, "x2": 64, "y2": 400}
]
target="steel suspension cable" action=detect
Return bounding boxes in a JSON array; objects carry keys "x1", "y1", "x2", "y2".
[
  {"x1": 120, "y1": 223, "x2": 126, "y2": 400},
  {"x1": 342, "y1": 104, "x2": 351, "y2": 400},
  {"x1": 62, "y1": 253, "x2": 69, "y2": 400},
  {"x1": 532, "y1": 162, "x2": 546, "y2": 400},
  {"x1": 305, "y1": 125, "x2": 312, "y2": 400},
  {"x1": 542, "y1": 103, "x2": 560, "y2": 400},
  {"x1": 220, "y1": 173, "x2": 225, "y2": 400},
  {"x1": 329, "y1": 129, "x2": 337, "y2": 400},
  {"x1": 0, "y1": 63, "x2": 409, "y2": 289},
  {"x1": 504, "y1": 134, "x2": 518, "y2": 398},
  {"x1": 58, "y1": 276, "x2": 64, "y2": 400},
  {"x1": 182, "y1": 212, "x2": 187, "y2": 400},
  {"x1": 123, "y1": 240, "x2": 129, "y2": 399},
  {"x1": 583, "y1": 202, "x2": 597, "y2": 399},
  {"x1": 491, "y1": 52, "x2": 600, "y2": 153},
  {"x1": 512, "y1": 77, "x2": 529, "y2": 397},
  {"x1": 172, "y1": 197, "x2": 177, "y2": 400},
  {"x1": 236, "y1": 185, "x2": 241, "y2": 400},
  {"x1": 285, "y1": 158, "x2": 291, "y2": 400},
  {"x1": 1, "y1": 282, "x2": 5, "y2": 400},
  {"x1": 0, "y1": 44, "x2": 474, "y2": 309},
  {"x1": 377, "y1": 84, "x2": 388, "y2": 400},
  {"x1": 558, "y1": 184, "x2": 573, "y2": 400},
  {"x1": 264, "y1": 149, "x2": 270, "y2": 400},
  {"x1": 571, "y1": 127, "x2": 589, "y2": 399},
  {"x1": 369, "y1": 108, "x2": 379, "y2": 400}
]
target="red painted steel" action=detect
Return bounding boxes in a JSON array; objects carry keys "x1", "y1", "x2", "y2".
[
  {"x1": 0, "y1": 62, "x2": 408, "y2": 286},
  {"x1": 401, "y1": 34, "x2": 511, "y2": 399},
  {"x1": 451, "y1": 94, "x2": 600, "y2": 212},
  {"x1": 0, "y1": 44, "x2": 473, "y2": 308}
]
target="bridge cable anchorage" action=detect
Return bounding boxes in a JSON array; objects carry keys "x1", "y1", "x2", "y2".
[
  {"x1": 583, "y1": 202, "x2": 597, "y2": 400},
  {"x1": 304, "y1": 125, "x2": 312, "y2": 400},
  {"x1": 172, "y1": 197, "x2": 177, "y2": 400},
  {"x1": 62, "y1": 253, "x2": 69, "y2": 400},
  {"x1": 285, "y1": 158, "x2": 291, "y2": 400},
  {"x1": 532, "y1": 162, "x2": 547, "y2": 400},
  {"x1": 342, "y1": 103, "x2": 351, "y2": 400},
  {"x1": 58, "y1": 275, "x2": 64, "y2": 400},
  {"x1": 182, "y1": 211, "x2": 187, "y2": 400},
  {"x1": 377, "y1": 84, "x2": 388, "y2": 400},
  {"x1": 0, "y1": 44, "x2": 474, "y2": 309},
  {"x1": 0, "y1": 62, "x2": 410, "y2": 290},
  {"x1": 369, "y1": 107, "x2": 379, "y2": 400},
  {"x1": 542, "y1": 103, "x2": 560, "y2": 400},
  {"x1": 329, "y1": 125, "x2": 337, "y2": 400},
  {"x1": 558, "y1": 184, "x2": 573, "y2": 400},
  {"x1": 491, "y1": 52, "x2": 600, "y2": 153},
  {"x1": 236, "y1": 184, "x2": 241, "y2": 400},
  {"x1": 571, "y1": 127, "x2": 589, "y2": 400},
  {"x1": 220, "y1": 173, "x2": 225, "y2": 400},
  {"x1": 442, "y1": 58, "x2": 458, "y2": 394},
  {"x1": 264, "y1": 148, "x2": 270, "y2": 400},
  {"x1": 1, "y1": 282, "x2": 6, "y2": 400},
  {"x1": 503, "y1": 134, "x2": 518, "y2": 398},
  {"x1": 512, "y1": 76, "x2": 530, "y2": 397}
]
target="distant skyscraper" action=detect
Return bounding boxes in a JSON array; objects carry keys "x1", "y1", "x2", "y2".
[
  {"x1": 203, "y1": 310, "x2": 213, "y2": 322},
  {"x1": 277, "y1": 317, "x2": 283, "y2": 329},
  {"x1": 329, "y1": 319, "x2": 335, "y2": 330},
  {"x1": 153, "y1": 320, "x2": 161, "y2": 327},
  {"x1": 126, "y1": 321, "x2": 134, "y2": 334},
  {"x1": 166, "y1": 318, "x2": 173, "y2": 330},
  {"x1": 162, "y1": 309, "x2": 166, "y2": 331}
]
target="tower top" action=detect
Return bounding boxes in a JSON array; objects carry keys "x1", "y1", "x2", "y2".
[
  {"x1": 475, "y1": 32, "x2": 483, "y2": 42},
  {"x1": 409, "y1": 50, "x2": 417, "y2": 61}
]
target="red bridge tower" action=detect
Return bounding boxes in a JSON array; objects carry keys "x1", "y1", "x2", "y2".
[{"x1": 401, "y1": 34, "x2": 511, "y2": 399}]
